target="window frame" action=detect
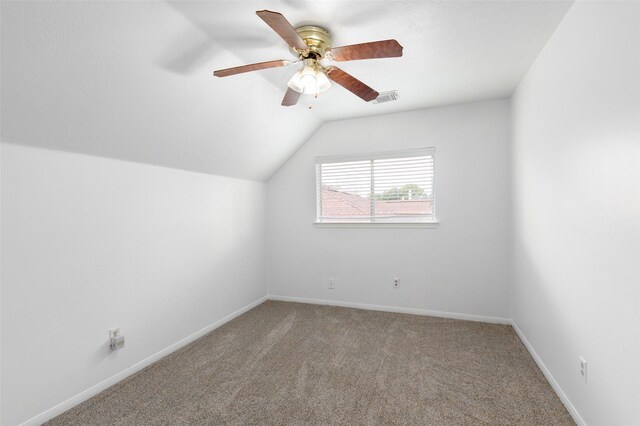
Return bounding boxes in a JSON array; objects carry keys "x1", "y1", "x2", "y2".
[{"x1": 314, "y1": 148, "x2": 439, "y2": 228}]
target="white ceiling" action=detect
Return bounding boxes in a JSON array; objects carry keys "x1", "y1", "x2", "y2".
[{"x1": 1, "y1": 0, "x2": 573, "y2": 181}]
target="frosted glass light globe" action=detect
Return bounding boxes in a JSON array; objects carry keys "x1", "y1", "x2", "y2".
[{"x1": 288, "y1": 66, "x2": 331, "y2": 95}]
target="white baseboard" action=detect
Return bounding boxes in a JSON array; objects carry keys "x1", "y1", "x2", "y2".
[
  {"x1": 268, "y1": 295, "x2": 511, "y2": 324},
  {"x1": 511, "y1": 321, "x2": 586, "y2": 426},
  {"x1": 20, "y1": 295, "x2": 268, "y2": 426}
]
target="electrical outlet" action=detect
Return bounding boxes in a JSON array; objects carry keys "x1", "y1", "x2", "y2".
[
  {"x1": 109, "y1": 327, "x2": 120, "y2": 339},
  {"x1": 109, "y1": 327, "x2": 125, "y2": 351},
  {"x1": 579, "y1": 357, "x2": 588, "y2": 383},
  {"x1": 393, "y1": 278, "x2": 400, "y2": 288},
  {"x1": 328, "y1": 279, "x2": 334, "y2": 290}
]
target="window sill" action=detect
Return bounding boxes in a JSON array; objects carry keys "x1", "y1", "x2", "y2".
[{"x1": 313, "y1": 221, "x2": 440, "y2": 229}]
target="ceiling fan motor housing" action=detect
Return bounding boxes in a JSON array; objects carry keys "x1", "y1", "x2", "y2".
[{"x1": 292, "y1": 25, "x2": 332, "y2": 59}]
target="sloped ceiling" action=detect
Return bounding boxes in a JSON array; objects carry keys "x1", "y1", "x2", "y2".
[{"x1": 1, "y1": 1, "x2": 573, "y2": 181}]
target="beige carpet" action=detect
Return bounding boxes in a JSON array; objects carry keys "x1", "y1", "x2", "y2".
[{"x1": 47, "y1": 301, "x2": 574, "y2": 425}]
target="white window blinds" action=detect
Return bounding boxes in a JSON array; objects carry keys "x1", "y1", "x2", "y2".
[{"x1": 316, "y1": 148, "x2": 436, "y2": 223}]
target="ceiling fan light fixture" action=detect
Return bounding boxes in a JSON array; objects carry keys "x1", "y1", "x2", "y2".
[{"x1": 288, "y1": 63, "x2": 331, "y2": 95}]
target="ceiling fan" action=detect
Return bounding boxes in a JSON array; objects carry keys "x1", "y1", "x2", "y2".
[{"x1": 213, "y1": 10, "x2": 403, "y2": 106}]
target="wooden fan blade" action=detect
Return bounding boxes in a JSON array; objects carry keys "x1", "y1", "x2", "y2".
[
  {"x1": 281, "y1": 87, "x2": 301, "y2": 106},
  {"x1": 256, "y1": 10, "x2": 308, "y2": 52},
  {"x1": 213, "y1": 59, "x2": 290, "y2": 77},
  {"x1": 325, "y1": 67, "x2": 379, "y2": 102},
  {"x1": 328, "y1": 39, "x2": 403, "y2": 62}
]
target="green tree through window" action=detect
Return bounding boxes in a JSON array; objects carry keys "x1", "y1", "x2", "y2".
[{"x1": 374, "y1": 184, "x2": 425, "y2": 201}]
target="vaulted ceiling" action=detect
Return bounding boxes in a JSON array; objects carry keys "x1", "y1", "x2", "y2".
[{"x1": 1, "y1": 1, "x2": 573, "y2": 181}]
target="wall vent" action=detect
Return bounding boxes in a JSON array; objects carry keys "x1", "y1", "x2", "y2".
[{"x1": 373, "y1": 90, "x2": 399, "y2": 104}]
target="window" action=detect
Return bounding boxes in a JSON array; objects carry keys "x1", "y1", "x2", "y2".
[{"x1": 315, "y1": 148, "x2": 436, "y2": 224}]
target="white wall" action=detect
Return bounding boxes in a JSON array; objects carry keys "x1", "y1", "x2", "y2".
[
  {"x1": 267, "y1": 100, "x2": 511, "y2": 320},
  {"x1": 0, "y1": 143, "x2": 267, "y2": 425},
  {"x1": 511, "y1": 1, "x2": 640, "y2": 425}
]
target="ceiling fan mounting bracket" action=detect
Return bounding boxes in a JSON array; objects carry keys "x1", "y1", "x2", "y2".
[{"x1": 291, "y1": 25, "x2": 332, "y2": 59}]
